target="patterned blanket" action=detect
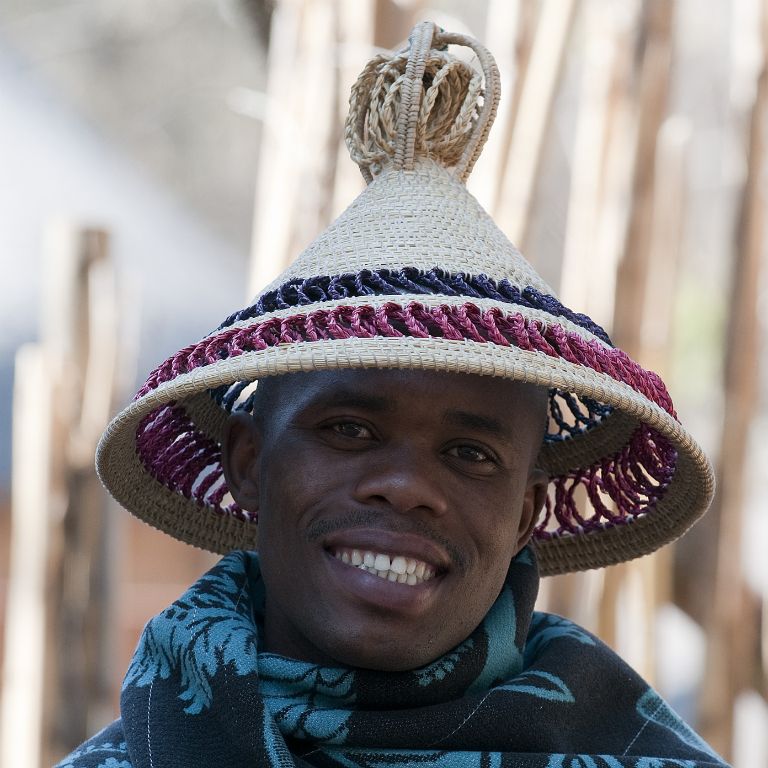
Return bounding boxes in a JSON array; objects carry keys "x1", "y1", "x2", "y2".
[{"x1": 57, "y1": 549, "x2": 728, "y2": 767}]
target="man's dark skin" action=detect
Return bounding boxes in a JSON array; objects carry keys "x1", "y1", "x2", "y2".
[{"x1": 222, "y1": 368, "x2": 550, "y2": 672}]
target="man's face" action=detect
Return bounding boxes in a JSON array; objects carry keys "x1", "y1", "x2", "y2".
[{"x1": 223, "y1": 369, "x2": 548, "y2": 671}]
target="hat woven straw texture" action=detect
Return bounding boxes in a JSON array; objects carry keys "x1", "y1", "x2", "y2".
[{"x1": 96, "y1": 21, "x2": 715, "y2": 575}]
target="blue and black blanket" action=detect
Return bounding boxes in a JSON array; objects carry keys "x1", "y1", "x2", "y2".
[{"x1": 56, "y1": 548, "x2": 728, "y2": 768}]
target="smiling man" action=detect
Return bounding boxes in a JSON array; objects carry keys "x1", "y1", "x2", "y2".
[
  {"x1": 59, "y1": 21, "x2": 728, "y2": 768},
  {"x1": 223, "y1": 370, "x2": 549, "y2": 672}
]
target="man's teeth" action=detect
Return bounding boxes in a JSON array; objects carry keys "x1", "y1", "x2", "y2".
[{"x1": 332, "y1": 548, "x2": 436, "y2": 585}]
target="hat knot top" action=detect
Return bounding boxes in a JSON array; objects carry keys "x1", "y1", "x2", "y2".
[{"x1": 345, "y1": 21, "x2": 500, "y2": 183}]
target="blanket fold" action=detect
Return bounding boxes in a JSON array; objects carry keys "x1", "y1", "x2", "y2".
[{"x1": 56, "y1": 549, "x2": 729, "y2": 768}]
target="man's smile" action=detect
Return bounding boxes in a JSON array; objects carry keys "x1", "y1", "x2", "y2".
[
  {"x1": 322, "y1": 544, "x2": 446, "y2": 617},
  {"x1": 328, "y1": 547, "x2": 437, "y2": 585},
  {"x1": 305, "y1": 510, "x2": 465, "y2": 572},
  {"x1": 319, "y1": 525, "x2": 453, "y2": 574},
  {"x1": 317, "y1": 526, "x2": 451, "y2": 613}
]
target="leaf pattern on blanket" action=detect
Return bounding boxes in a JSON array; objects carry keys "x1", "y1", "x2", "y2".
[
  {"x1": 123, "y1": 554, "x2": 258, "y2": 714},
  {"x1": 497, "y1": 670, "x2": 575, "y2": 702},
  {"x1": 545, "y1": 757, "x2": 698, "y2": 768},
  {"x1": 53, "y1": 721, "x2": 131, "y2": 768},
  {"x1": 416, "y1": 638, "x2": 476, "y2": 687},
  {"x1": 525, "y1": 612, "x2": 596, "y2": 662},
  {"x1": 635, "y1": 690, "x2": 722, "y2": 761},
  {"x1": 261, "y1": 662, "x2": 356, "y2": 743}
]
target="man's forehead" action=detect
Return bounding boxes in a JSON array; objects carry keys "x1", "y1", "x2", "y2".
[
  {"x1": 271, "y1": 367, "x2": 542, "y2": 400},
  {"x1": 266, "y1": 368, "x2": 548, "y2": 431}
]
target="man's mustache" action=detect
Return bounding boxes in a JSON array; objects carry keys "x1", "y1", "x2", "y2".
[{"x1": 305, "y1": 510, "x2": 468, "y2": 574}]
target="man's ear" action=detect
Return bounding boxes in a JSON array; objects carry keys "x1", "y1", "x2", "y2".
[
  {"x1": 514, "y1": 468, "x2": 549, "y2": 554},
  {"x1": 221, "y1": 412, "x2": 263, "y2": 513}
]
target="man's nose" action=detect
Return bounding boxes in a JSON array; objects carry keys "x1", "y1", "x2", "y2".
[{"x1": 352, "y1": 445, "x2": 450, "y2": 517}]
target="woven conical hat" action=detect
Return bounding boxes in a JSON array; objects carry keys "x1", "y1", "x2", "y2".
[{"x1": 96, "y1": 22, "x2": 714, "y2": 575}]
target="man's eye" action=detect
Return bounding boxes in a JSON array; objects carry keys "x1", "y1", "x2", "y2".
[
  {"x1": 331, "y1": 422, "x2": 372, "y2": 439},
  {"x1": 446, "y1": 444, "x2": 493, "y2": 463}
]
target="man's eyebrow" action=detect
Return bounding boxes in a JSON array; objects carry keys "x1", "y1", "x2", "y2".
[
  {"x1": 443, "y1": 410, "x2": 512, "y2": 442},
  {"x1": 308, "y1": 389, "x2": 390, "y2": 412}
]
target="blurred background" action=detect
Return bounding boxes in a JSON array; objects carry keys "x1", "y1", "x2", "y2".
[{"x1": 0, "y1": 0, "x2": 766, "y2": 765}]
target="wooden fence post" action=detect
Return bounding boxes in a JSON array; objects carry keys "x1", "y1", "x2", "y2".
[
  {"x1": 0, "y1": 346, "x2": 54, "y2": 768},
  {"x1": 495, "y1": 0, "x2": 577, "y2": 252},
  {"x1": 696, "y1": 0, "x2": 768, "y2": 756},
  {"x1": 469, "y1": 0, "x2": 537, "y2": 214},
  {"x1": 0, "y1": 223, "x2": 118, "y2": 767}
]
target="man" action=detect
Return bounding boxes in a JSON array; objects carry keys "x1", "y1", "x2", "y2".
[{"x1": 58, "y1": 22, "x2": 728, "y2": 768}]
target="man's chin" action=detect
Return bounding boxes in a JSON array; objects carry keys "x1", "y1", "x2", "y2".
[
  {"x1": 312, "y1": 627, "x2": 456, "y2": 672},
  {"x1": 306, "y1": 589, "x2": 480, "y2": 672}
]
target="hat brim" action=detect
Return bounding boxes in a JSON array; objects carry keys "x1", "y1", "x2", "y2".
[{"x1": 97, "y1": 315, "x2": 714, "y2": 576}]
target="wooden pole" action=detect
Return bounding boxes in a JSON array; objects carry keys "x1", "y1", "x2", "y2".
[
  {"x1": 0, "y1": 346, "x2": 54, "y2": 768},
  {"x1": 495, "y1": 0, "x2": 577, "y2": 252},
  {"x1": 599, "y1": 0, "x2": 677, "y2": 686},
  {"x1": 469, "y1": 0, "x2": 536, "y2": 214},
  {"x1": 697, "y1": 0, "x2": 768, "y2": 755},
  {"x1": 328, "y1": 0, "x2": 374, "y2": 218},
  {"x1": 559, "y1": 0, "x2": 636, "y2": 330},
  {"x1": 598, "y1": 117, "x2": 691, "y2": 677},
  {"x1": 540, "y1": 2, "x2": 684, "y2": 680},
  {"x1": 612, "y1": 0, "x2": 674, "y2": 360},
  {"x1": 544, "y1": 1, "x2": 682, "y2": 682},
  {"x1": 50, "y1": 227, "x2": 118, "y2": 759},
  {"x1": 542, "y1": 2, "x2": 646, "y2": 645},
  {"x1": 0, "y1": 223, "x2": 119, "y2": 767},
  {"x1": 249, "y1": 0, "x2": 387, "y2": 297},
  {"x1": 248, "y1": 0, "x2": 312, "y2": 296}
]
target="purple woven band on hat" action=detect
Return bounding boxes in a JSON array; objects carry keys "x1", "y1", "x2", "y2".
[{"x1": 133, "y1": 299, "x2": 678, "y2": 541}]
